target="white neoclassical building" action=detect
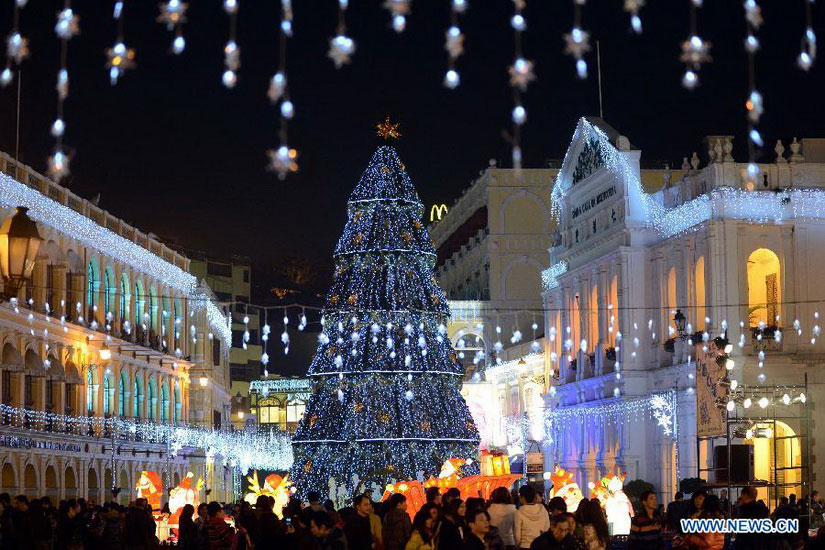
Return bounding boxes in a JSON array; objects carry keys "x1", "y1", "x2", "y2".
[
  {"x1": 543, "y1": 117, "x2": 825, "y2": 505},
  {"x1": 0, "y1": 151, "x2": 238, "y2": 504}
]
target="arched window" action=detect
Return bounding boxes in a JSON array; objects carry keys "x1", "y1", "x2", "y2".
[
  {"x1": 173, "y1": 382, "x2": 181, "y2": 423},
  {"x1": 120, "y1": 274, "x2": 129, "y2": 325},
  {"x1": 103, "y1": 268, "x2": 113, "y2": 316},
  {"x1": 695, "y1": 256, "x2": 706, "y2": 329},
  {"x1": 103, "y1": 373, "x2": 113, "y2": 416},
  {"x1": 747, "y1": 248, "x2": 781, "y2": 327},
  {"x1": 147, "y1": 378, "x2": 157, "y2": 421},
  {"x1": 134, "y1": 280, "x2": 145, "y2": 327},
  {"x1": 87, "y1": 365, "x2": 97, "y2": 414},
  {"x1": 667, "y1": 267, "x2": 677, "y2": 330},
  {"x1": 87, "y1": 261, "x2": 99, "y2": 311},
  {"x1": 149, "y1": 288, "x2": 158, "y2": 332},
  {"x1": 118, "y1": 371, "x2": 128, "y2": 416},
  {"x1": 258, "y1": 397, "x2": 284, "y2": 425},
  {"x1": 160, "y1": 382, "x2": 169, "y2": 423},
  {"x1": 133, "y1": 378, "x2": 143, "y2": 418}
]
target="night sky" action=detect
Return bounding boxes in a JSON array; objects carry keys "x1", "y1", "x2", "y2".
[{"x1": 1, "y1": 1, "x2": 823, "y2": 294}]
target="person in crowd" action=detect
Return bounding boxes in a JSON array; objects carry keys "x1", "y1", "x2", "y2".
[
  {"x1": 309, "y1": 491, "x2": 327, "y2": 513},
  {"x1": 285, "y1": 508, "x2": 317, "y2": 550},
  {"x1": 28, "y1": 497, "x2": 52, "y2": 550},
  {"x1": 666, "y1": 492, "x2": 685, "y2": 533},
  {"x1": 418, "y1": 503, "x2": 441, "y2": 541},
  {"x1": 124, "y1": 498, "x2": 157, "y2": 550},
  {"x1": 560, "y1": 513, "x2": 584, "y2": 550},
  {"x1": 345, "y1": 493, "x2": 375, "y2": 550},
  {"x1": 488, "y1": 486, "x2": 517, "y2": 550},
  {"x1": 812, "y1": 491, "x2": 825, "y2": 530},
  {"x1": 515, "y1": 486, "x2": 550, "y2": 549},
  {"x1": 233, "y1": 509, "x2": 257, "y2": 550},
  {"x1": 0, "y1": 494, "x2": 13, "y2": 550},
  {"x1": 628, "y1": 491, "x2": 664, "y2": 550},
  {"x1": 719, "y1": 490, "x2": 730, "y2": 514},
  {"x1": 441, "y1": 497, "x2": 467, "y2": 548},
  {"x1": 177, "y1": 504, "x2": 199, "y2": 550},
  {"x1": 547, "y1": 498, "x2": 567, "y2": 517},
  {"x1": 774, "y1": 497, "x2": 804, "y2": 550},
  {"x1": 311, "y1": 510, "x2": 348, "y2": 550},
  {"x1": 425, "y1": 487, "x2": 442, "y2": 509},
  {"x1": 11, "y1": 495, "x2": 34, "y2": 548},
  {"x1": 204, "y1": 500, "x2": 235, "y2": 550},
  {"x1": 407, "y1": 509, "x2": 437, "y2": 550},
  {"x1": 688, "y1": 490, "x2": 707, "y2": 519},
  {"x1": 383, "y1": 493, "x2": 412, "y2": 550},
  {"x1": 528, "y1": 513, "x2": 578, "y2": 550},
  {"x1": 466, "y1": 497, "x2": 504, "y2": 550},
  {"x1": 445, "y1": 488, "x2": 462, "y2": 508},
  {"x1": 254, "y1": 494, "x2": 282, "y2": 549},
  {"x1": 577, "y1": 500, "x2": 609, "y2": 550},
  {"x1": 734, "y1": 486, "x2": 770, "y2": 550},
  {"x1": 98, "y1": 503, "x2": 124, "y2": 550},
  {"x1": 464, "y1": 509, "x2": 492, "y2": 550},
  {"x1": 54, "y1": 499, "x2": 82, "y2": 550}
]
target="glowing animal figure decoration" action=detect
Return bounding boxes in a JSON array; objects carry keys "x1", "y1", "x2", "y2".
[
  {"x1": 135, "y1": 470, "x2": 163, "y2": 511},
  {"x1": 168, "y1": 472, "x2": 204, "y2": 527},
  {"x1": 244, "y1": 471, "x2": 292, "y2": 518},
  {"x1": 548, "y1": 466, "x2": 583, "y2": 512}
]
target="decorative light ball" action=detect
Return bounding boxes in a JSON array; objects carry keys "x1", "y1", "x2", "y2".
[
  {"x1": 782, "y1": 393, "x2": 791, "y2": 405},
  {"x1": 726, "y1": 400, "x2": 735, "y2": 412},
  {"x1": 743, "y1": 398, "x2": 752, "y2": 409},
  {"x1": 758, "y1": 397, "x2": 769, "y2": 409},
  {"x1": 404, "y1": 390, "x2": 413, "y2": 401},
  {"x1": 173, "y1": 35, "x2": 186, "y2": 54},
  {"x1": 222, "y1": 70, "x2": 237, "y2": 88}
]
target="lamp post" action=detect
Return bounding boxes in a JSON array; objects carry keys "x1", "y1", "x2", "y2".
[
  {"x1": 674, "y1": 309, "x2": 687, "y2": 339},
  {"x1": 0, "y1": 207, "x2": 43, "y2": 299}
]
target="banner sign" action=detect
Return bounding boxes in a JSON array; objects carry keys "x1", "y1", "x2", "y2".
[{"x1": 695, "y1": 342, "x2": 728, "y2": 438}]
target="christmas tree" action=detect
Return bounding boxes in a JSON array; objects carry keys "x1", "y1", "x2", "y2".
[{"x1": 290, "y1": 123, "x2": 480, "y2": 496}]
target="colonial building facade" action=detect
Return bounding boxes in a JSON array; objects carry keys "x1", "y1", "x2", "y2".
[
  {"x1": 0, "y1": 151, "x2": 235, "y2": 504},
  {"x1": 543, "y1": 117, "x2": 825, "y2": 503}
]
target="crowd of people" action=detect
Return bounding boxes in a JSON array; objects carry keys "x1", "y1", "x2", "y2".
[{"x1": 2, "y1": 485, "x2": 824, "y2": 550}]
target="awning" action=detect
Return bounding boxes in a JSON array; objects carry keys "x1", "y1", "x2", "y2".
[
  {"x1": 45, "y1": 355, "x2": 65, "y2": 378},
  {"x1": 1, "y1": 343, "x2": 23, "y2": 372},
  {"x1": 24, "y1": 349, "x2": 47, "y2": 375},
  {"x1": 65, "y1": 360, "x2": 82, "y2": 384}
]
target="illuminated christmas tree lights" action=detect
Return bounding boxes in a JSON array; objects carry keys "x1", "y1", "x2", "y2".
[{"x1": 290, "y1": 138, "x2": 480, "y2": 497}]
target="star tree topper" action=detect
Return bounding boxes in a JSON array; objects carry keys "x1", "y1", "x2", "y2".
[{"x1": 376, "y1": 116, "x2": 402, "y2": 140}]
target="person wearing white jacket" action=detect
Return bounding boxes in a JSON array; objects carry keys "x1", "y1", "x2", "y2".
[
  {"x1": 488, "y1": 487, "x2": 518, "y2": 549},
  {"x1": 514, "y1": 485, "x2": 551, "y2": 549}
]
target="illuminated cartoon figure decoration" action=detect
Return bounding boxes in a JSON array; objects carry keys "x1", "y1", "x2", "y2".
[
  {"x1": 548, "y1": 466, "x2": 583, "y2": 512},
  {"x1": 602, "y1": 475, "x2": 632, "y2": 535},
  {"x1": 136, "y1": 470, "x2": 162, "y2": 511},
  {"x1": 168, "y1": 472, "x2": 204, "y2": 527},
  {"x1": 244, "y1": 471, "x2": 292, "y2": 518},
  {"x1": 423, "y1": 458, "x2": 466, "y2": 491}
]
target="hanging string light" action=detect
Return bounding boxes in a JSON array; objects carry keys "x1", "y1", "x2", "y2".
[
  {"x1": 267, "y1": 0, "x2": 298, "y2": 179},
  {"x1": 261, "y1": 309, "x2": 270, "y2": 376},
  {"x1": 384, "y1": 0, "x2": 411, "y2": 33},
  {"x1": 106, "y1": 1, "x2": 135, "y2": 86},
  {"x1": 679, "y1": 0, "x2": 710, "y2": 90},
  {"x1": 329, "y1": 0, "x2": 355, "y2": 68},
  {"x1": 2, "y1": 0, "x2": 29, "y2": 88},
  {"x1": 743, "y1": 0, "x2": 763, "y2": 189},
  {"x1": 222, "y1": 0, "x2": 240, "y2": 88},
  {"x1": 624, "y1": 0, "x2": 644, "y2": 34},
  {"x1": 281, "y1": 307, "x2": 290, "y2": 354},
  {"x1": 563, "y1": 0, "x2": 590, "y2": 79},
  {"x1": 157, "y1": 0, "x2": 188, "y2": 55},
  {"x1": 797, "y1": 0, "x2": 816, "y2": 70},
  {"x1": 48, "y1": 1, "x2": 79, "y2": 182},
  {"x1": 509, "y1": 0, "x2": 530, "y2": 169},
  {"x1": 443, "y1": 0, "x2": 466, "y2": 89}
]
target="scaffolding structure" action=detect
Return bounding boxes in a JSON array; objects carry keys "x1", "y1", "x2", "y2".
[{"x1": 697, "y1": 375, "x2": 811, "y2": 512}]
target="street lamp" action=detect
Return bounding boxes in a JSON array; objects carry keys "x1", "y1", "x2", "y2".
[
  {"x1": 0, "y1": 207, "x2": 43, "y2": 299},
  {"x1": 99, "y1": 343, "x2": 112, "y2": 362},
  {"x1": 199, "y1": 376, "x2": 208, "y2": 388},
  {"x1": 673, "y1": 309, "x2": 686, "y2": 338}
]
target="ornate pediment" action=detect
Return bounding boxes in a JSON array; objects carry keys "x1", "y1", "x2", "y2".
[{"x1": 572, "y1": 137, "x2": 605, "y2": 186}]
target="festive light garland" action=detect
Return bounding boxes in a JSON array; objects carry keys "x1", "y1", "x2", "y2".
[
  {"x1": 106, "y1": 1, "x2": 135, "y2": 86},
  {"x1": 48, "y1": 1, "x2": 79, "y2": 182},
  {"x1": 743, "y1": 0, "x2": 764, "y2": 187},
  {"x1": 157, "y1": 0, "x2": 188, "y2": 55},
  {"x1": 541, "y1": 261, "x2": 568, "y2": 292},
  {"x1": 508, "y1": 0, "x2": 531, "y2": 169},
  {"x1": 797, "y1": 0, "x2": 816, "y2": 70},
  {"x1": 222, "y1": 0, "x2": 240, "y2": 88},
  {"x1": 329, "y1": 0, "x2": 355, "y2": 68},
  {"x1": 443, "y1": 0, "x2": 466, "y2": 89},
  {"x1": 545, "y1": 390, "x2": 677, "y2": 443},
  {"x1": 267, "y1": 0, "x2": 299, "y2": 179},
  {"x1": 563, "y1": 0, "x2": 590, "y2": 79},
  {"x1": 1, "y1": 0, "x2": 28, "y2": 88},
  {"x1": 679, "y1": 0, "x2": 710, "y2": 90},
  {"x1": 0, "y1": 403, "x2": 293, "y2": 472}
]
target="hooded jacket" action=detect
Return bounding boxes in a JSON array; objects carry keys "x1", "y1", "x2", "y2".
[{"x1": 514, "y1": 504, "x2": 550, "y2": 549}]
